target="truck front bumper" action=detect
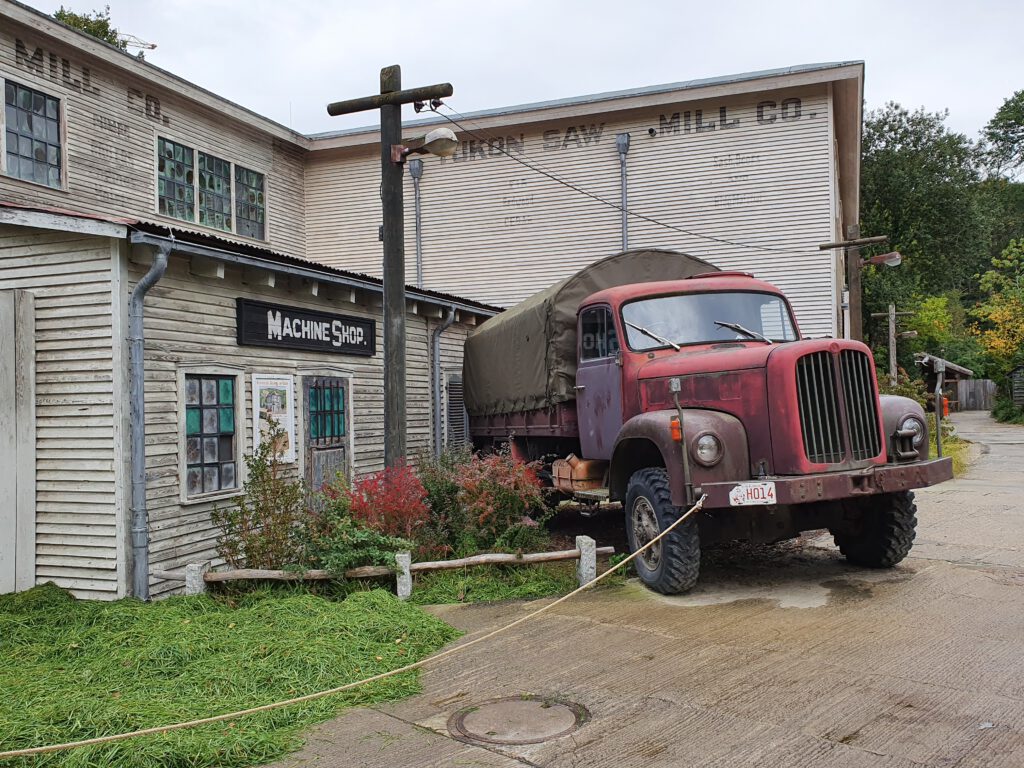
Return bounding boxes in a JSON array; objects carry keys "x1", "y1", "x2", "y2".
[{"x1": 699, "y1": 457, "x2": 953, "y2": 509}]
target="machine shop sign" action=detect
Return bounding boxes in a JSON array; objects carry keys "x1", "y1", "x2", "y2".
[{"x1": 235, "y1": 298, "x2": 375, "y2": 356}]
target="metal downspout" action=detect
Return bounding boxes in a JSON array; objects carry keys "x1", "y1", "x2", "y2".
[
  {"x1": 431, "y1": 306, "x2": 456, "y2": 457},
  {"x1": 129, "y1": 239, "x2": 172, "y2": 600},
  {"x1": 616, "y1": 133, "x2": 630, "y2": 251},
  {"x1": 410, "y1": 159, "x2": 424, "y2": 288}
]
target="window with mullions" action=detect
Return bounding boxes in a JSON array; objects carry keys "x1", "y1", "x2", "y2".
[
  {"x1": 234, "y1": 165, "x2": 265, "y2": 240},
  {"x1": 4, "y1": 79, "x2": 62, "y2": 188},
  {"x1": 157, "y1": 137, "x2": 195, "y2": 222},
  {"x1": 198, "y1": 151, "x2": 232, "y2": 232},
  {"x1": 307, "y1": 378, "x2": 347, "y2": 447},
  {"x1": 184, "y1": 375, "x2": 237, "y2": 497}
]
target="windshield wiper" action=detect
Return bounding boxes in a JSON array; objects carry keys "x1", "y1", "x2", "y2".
[
  {"x1": 624, "y1": 320, "x2": 681, "y2": 351},
  {"x1": 713, "y1": 320, "x2": 772, "y2": 344}
]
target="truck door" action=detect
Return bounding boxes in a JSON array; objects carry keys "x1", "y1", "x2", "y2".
[{"x1": 576, "y1": 306, "x2": 622, "y2": 460}]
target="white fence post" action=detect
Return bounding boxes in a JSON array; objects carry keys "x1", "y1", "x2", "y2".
[
  {"x1": 576, "y1": 536, "x2": 596, "y2": 587},
  {"x1": 395, "y1": 552, "x2": 412, "y2": 600},
  {"x1": 184, "y1": 562, "x2": 210, "y2": 595}
]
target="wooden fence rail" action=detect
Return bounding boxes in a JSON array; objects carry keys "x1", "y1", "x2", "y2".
[{"x1": 155, "y1": 538, "x2": 613, "y2": 599}]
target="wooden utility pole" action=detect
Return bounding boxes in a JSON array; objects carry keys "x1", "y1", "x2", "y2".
[
  {"x1": 871, "y1": 303, "x2": 914, "y2": 386},
  {"x1": 819, "y1": 230, "x2": 889, "y2": 341},
  {"x1": 326, "y1": 67, "x2": 453, "y2": 467}
]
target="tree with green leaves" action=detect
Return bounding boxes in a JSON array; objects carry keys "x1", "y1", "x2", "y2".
[
  {"x1": 984, "y1": 90, "x2": 1024, "y2": 177},
  {"x1": 53, "y1": 5, "x2": 128, "y2": 53},
  {"x1": 860, "y1": 103, "x2": 990, "y2": 344}
]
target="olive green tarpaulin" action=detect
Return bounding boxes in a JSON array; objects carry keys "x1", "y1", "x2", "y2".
[{"x1": 463, "y1": 249, "x2": 718, "y2": 416}]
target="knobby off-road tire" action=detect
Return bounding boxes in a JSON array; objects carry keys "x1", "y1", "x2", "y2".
[
  {"x1": 624, "y1": 468, "x2": 700, "y2": 594},
  {"x1": 831, "y1": 491, "x2": 918, "y2": 568}
]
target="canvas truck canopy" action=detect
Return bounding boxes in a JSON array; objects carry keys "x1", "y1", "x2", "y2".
[{"x1": 463, "y1": 249, "x2": 718, "y2": 416}]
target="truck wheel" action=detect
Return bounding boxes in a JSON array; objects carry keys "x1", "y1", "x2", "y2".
[
  {"x1": 831, "y1": 491, "x2": 917, "y2": 568},
  {"x1": 624, "y1": 468, "x2": 700, "y2": 594}
]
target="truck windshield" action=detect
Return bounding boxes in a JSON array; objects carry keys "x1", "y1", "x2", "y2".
[{"x1": 621, "y1": 291, "x2": 798, "y2": 350}]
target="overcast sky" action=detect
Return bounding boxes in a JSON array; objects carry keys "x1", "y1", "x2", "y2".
[{"x1": 25, "y1": 0, "x2": 1023, "y2": 139}]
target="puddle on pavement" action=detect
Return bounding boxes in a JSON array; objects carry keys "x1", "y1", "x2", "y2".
[{"x1": 623, "y1": 570, "x2": 902, "y2": 609}]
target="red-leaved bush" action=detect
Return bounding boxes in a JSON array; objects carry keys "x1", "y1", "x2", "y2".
[
  {"x1": 340, "y1": 464, "x2": 431, "y2": 540},
  {"x1": 457, "y1": 452, "x2": 545, "y2": 540}
]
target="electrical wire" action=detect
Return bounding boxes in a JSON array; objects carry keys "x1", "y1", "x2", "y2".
[{"x1": 431, "y1": 103, "x2": 797, "y2": 255}]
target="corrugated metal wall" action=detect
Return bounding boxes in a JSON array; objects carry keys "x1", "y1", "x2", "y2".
[
  {"x1": 306, "y1": 85, "x2": 839, "y2": 337},
  {"x1": 0, "y1": 225, "x2": 123, "y2": 599}
]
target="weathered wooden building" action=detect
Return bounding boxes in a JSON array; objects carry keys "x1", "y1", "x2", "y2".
[
  {"x1": 0, "y1": 2, "x2": 493, "y2": 600},
  {"x1": 1, "y1": 0, "x2": 864, "y2": 600},
  {"x1": 306, "y1": 62, "x2": 863, "y2": 339}
]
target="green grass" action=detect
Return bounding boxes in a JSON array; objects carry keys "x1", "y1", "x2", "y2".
[
  {"x1": 0, "y1": 584, "x2": 459, "y2": 768},
  {"x1": 408, "y1": 560, "x2": 627, "y2": 605},
  {"x1": 408, "y1": 562, "x2": 580, "y2": 605},
  {"x1": 931, "y1": 429, "x2": 971, "y2": 477}
]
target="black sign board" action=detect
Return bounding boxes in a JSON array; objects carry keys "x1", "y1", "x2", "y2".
[{"x1": 236, "y1": 298, "x2": 375, "y2": 356}]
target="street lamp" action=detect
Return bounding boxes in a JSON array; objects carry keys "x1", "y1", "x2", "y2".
[
  {"x1": 390, "y1": 127, "x2": 459, "y2": 163},
  {"x1": 865, "y1": 251, "x2": 902, "y2": 267}
]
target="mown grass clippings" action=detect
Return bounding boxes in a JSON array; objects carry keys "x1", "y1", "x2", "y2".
[
  {"x1": 931, "y1": 429, "x2": 971, "y2": 476},
  {"x1": 0, "y1": 584, "x2": 459, "y2": 768}
]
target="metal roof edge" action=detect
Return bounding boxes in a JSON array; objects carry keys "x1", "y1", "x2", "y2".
[
  {"x1": 128, "y1": 229, "x2": 500, "y2": 317},
  {"x1": 307, "y1": 61, "x2": 864, "y2": 144}
]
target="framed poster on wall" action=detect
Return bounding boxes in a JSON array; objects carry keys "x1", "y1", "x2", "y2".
[{"x1": 252, "y1": 373, "x2": 296, "y2": 463}]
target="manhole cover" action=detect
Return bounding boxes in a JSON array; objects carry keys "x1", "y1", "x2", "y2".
[{"x1": 448, "y1": 695, "x2": 589, "y2": 746}]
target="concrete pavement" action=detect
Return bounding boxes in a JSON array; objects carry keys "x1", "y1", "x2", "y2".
[{"x1": 267, "y1": 412, "x2": 1024, "y2": 768}]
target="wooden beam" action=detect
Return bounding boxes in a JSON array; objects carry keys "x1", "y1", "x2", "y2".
[
  {"x1": 189, "y1": 255, "x2": 225, "y2": 280},
  {"x1": 241, "y1": 266, "x2": 275, "y2": 288}
]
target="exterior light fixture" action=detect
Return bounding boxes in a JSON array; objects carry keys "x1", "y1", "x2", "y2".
[
  {"x1": 864, "y1": 251, "x2": 902, "y2": 267},
  {"x1": 391, "y1": 127, "x2": 459, "y2": 163}
]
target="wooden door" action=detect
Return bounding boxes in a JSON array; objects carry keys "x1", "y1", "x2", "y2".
[{"x1": 304, "y1": 376, "x2": 350, "y2": 492}]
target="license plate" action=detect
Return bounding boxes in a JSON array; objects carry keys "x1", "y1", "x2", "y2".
[{"x1": 729, "y1": 481, "x2": 777, "y2": 506}]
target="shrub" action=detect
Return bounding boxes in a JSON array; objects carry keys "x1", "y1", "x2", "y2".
[
  {"x1": 457, "y1": 449, "x2": 546, "y2": 546},
  {"x1": 212, "y1": 420, "x2": 306, "y2": 569},
  {"x1": 328, "y1": 463, "x2": 431, "y2": 542},
  {"x1": 417, "y1": 447, "x2": 477, "y2": 557},
  {"x1": 305, "y1": 490, "x2": 410, "y2": 576},
  {"x1": 993, "y1": 396, "x2": 1024, "y2": 424},
  {"x1": 877, "y1": 366, "x2": 928, "y2": 407}
]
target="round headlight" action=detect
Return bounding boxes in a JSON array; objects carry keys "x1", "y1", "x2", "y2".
[
  {"x1": 693, "y1": 433, "x2": 723, "y2": 466},
  {"x1": 900, "y1": 416, "x2": 925, "y2": 447}
]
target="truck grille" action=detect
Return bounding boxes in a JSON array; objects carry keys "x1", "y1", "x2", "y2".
[
  {"x1": 796, "y1": 351, "x2": 844, "y2": 463},
  {"x1": 795, "y1": 349, "x2": 883, "y2": 464},
  {"x1": 840, "y1": 350, "x2": 883, "y2": 460}
]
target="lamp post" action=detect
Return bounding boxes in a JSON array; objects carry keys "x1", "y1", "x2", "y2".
[{"x1": 326, "y1": 67, "x2": 454, "y2": 467}]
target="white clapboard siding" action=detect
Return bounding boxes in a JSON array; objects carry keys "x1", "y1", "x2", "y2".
[
  {"x1": 0, "y1": 224, "x2": 121, "y2": 598},
  {"x1": 306, "y1": 86, "x2": 839, "y2": 337},
  {"x1": 128, "y1": 253, "x2": 476, "y2": 597},
  {"x1": 0, "y1": 20, "x2": 306, "y2": 256}
]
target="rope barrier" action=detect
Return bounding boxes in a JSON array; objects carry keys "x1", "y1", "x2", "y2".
[{"x1": 0, "y1": 494, "x2": 706, "y2": 759}]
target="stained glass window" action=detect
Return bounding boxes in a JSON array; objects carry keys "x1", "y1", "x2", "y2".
[
  {"x1": 198, "y1": 151, "x2": 232, "y2": 232},
  {"x1": 4, "y1": 80, "x2": 61, "y2": 188},
  {"x1": 234, "y1": 165, "x2": 265, "y2": 240},
  {"x1": 157, "y1": 137, "x2": 195, "y2": 222},
  {"x1": 185, "y1": 374, "x2": 236, "y2": 497}
]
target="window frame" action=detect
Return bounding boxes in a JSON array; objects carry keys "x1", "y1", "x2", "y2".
[
  {"x1": 154, "y1": 134, "x2": 269, "y2": 241},
  {"x1": 297, "y1": 366, "x2": 355, "y2": 485},
  {"x1": 177, "y1": 364, "x2": 245, "y2": 505},
  {"x1": 579, "y1": 305, "x2": 620, "y2": 361},
  {"x1": 1, "y1": 74, "x2": 68, "y2": 192}
]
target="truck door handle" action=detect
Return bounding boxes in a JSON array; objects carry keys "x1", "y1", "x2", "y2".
[{"x1": 574, "y1": 385, "x2": 586, "y2": 391}]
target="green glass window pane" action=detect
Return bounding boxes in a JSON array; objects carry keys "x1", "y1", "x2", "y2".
[
  {"x1": 219, "y1": 407, "x2": 234, "y2": 434},
  {"x1": 310, "y1": 414, "x2": 319, "y2": 440},
  {"x1": 186, "y1": 407, "x2": 200, "y2": 435},
  {"x1": 324, "y1": 388, "x2": 332, "y2": 411},
  {"x1": 219, "y1": 378, "x2": 233, "y2": 404},
  {"x1": 338, "y1": 412, "x2": 345, "y2": 436}
]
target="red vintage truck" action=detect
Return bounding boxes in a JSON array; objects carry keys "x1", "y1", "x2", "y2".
[{"x1": 463, "y1": 249, "x2": 952, "y2": 593}]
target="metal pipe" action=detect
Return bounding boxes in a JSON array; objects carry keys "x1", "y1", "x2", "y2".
[
  {"x1": 409, "y1": 159, "x2": 424, "y2": 288},
  {"x1": 616, "y1": 133, "x2": 630, "y2": 251},
  {"x1": 431, "y1": 306, "x2": 457, "y2": 457},
  {"x1": 128, "y1": 239, "x2": 172, "y2": 600}
]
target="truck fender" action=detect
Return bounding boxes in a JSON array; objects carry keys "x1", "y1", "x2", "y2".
[
  {"x1": 610, "y1": 409, "x2": 749, "y2": 507},
  {"x1": 879, "y1": 395, "x2": 930, "y2": 461}
]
